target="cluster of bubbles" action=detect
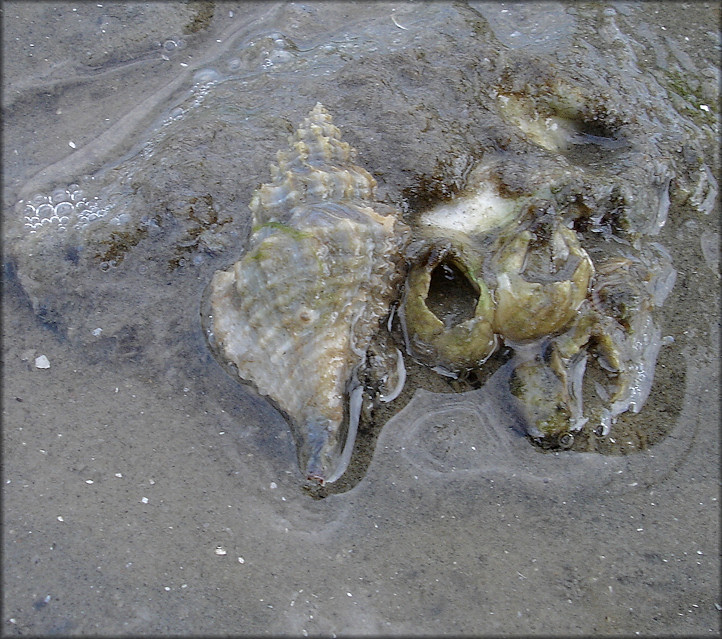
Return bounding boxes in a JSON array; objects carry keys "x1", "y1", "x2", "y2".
[
  {"x1": 258, "y1": 32, "x2": 296, "y2": 69},
  {"x1": 17, "y1": 30, "x2": 307, "y2": 239},
  {"x1": 19, "y1": 185, "x2": 109, "y2": 234},
  {"x1": 143, "y1": 67, "x2": 225, "y2": 159},
  {"x1": 19, "y1": 68, "x2": 229, "y2": 234}
]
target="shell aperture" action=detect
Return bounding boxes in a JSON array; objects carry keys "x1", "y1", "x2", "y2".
[{"x1": 208, "y1": 104, "x2": 409, "y2": 485}]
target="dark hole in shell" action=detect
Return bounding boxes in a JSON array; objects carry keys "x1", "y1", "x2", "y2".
[{"x1": 425, "y1": 258, "x2": 479, "y2": 328}]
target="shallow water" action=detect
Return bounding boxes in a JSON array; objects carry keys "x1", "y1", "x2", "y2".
[{"x1": 3, "y1": 2, "x2": 720, "y2": 635}]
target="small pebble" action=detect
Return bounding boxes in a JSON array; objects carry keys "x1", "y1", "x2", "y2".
[{"x1": 35, "y1": 355, "x2": 50, "y2": 369}]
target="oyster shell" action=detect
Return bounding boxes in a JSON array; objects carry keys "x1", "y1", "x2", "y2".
[
  {"x1": 207, "y1": 104, "x2": 409, "y2": 484},
  {"x1": 490, "y1": 205, "x2": 594, "y2": 342},
  {"x1": 400, "y1": 242, "x2": 497, "y2": 372},
  {"x1": 398, "y1": 153, "x2": 669, "y2": 445}
]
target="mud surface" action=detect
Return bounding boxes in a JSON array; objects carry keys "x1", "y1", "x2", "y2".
[{"x1": 3, "y1": 2, "x2": 720, "y2": 635}]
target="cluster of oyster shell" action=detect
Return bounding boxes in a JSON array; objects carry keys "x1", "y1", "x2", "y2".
[{"x1": 206, "y1": 104, "x2": 668, "y2": 485}]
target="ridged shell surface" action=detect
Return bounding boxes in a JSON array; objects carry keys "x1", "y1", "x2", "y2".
[{"x1": 209, "y1": 104, "x2": 408, "y2": 484}]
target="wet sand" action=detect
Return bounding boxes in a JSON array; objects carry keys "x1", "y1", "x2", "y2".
[{"x1": 3, "y1": 2, "x2": 720, "y2": 635}]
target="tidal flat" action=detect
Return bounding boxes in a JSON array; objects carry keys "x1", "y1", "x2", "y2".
[{"x1": 3, "y1": 2, "x2": 719, "y2": 635}]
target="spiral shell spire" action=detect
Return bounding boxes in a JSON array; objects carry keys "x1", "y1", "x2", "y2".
[{"x1": 249, "y1": 103, "x2": 378, "y2": 226}]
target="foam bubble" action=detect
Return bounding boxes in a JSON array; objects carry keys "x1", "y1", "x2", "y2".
[
  {"x1": 55, "y1": 202, "x2": 74, "y2": 216},
  {"x1": 36, "y1": 203, "x2": 54, "y2": 219},
  {"x1": 51, "y1": 188, "x2": 70, "y2": 203},
  {"x1": 193, "y1": 68, "x2": 222, "y2": 84}
]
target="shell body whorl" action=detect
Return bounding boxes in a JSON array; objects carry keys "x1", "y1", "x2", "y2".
[{"x1": 209, "y1": 104, "x2": 409, "y2": 484}]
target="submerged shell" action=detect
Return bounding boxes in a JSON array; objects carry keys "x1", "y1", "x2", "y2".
[
  {"x1": 208, "y1": 104, "x2": 408, "y2": 484},
  {"x1": 400, "y1": 190, "x2": 594, "y2": 373},
  {"x1": 400, "y1": 242, "x2": 497, "y2": 372},
  {"x1": 491, "y1": 211, "x2": 594, "y2": 342}
]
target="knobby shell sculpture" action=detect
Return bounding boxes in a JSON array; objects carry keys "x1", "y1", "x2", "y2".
[
  {"x1": 207, "y1": 104, "x2": 673, "y2": 485},
  {"x1": 207, "y1": 104, "x2": 409, "y2": 485}
]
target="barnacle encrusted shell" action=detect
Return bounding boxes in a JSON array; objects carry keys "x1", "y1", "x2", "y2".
[
  {"x1": 400, "y1": 173, "x2": 594, "y2": 373},
  {"x1": 208, "y1": 104, "x2": 408, "y2": 484},
  {"x1": 401, "y1": 243, "x2": 497, "y2": 372},
  {"x1": 509, "y1": 351, "x2": 579, "y2": 442},
  {"x1": 490, "y1": 207, "x2": 594, "y2": 342}
]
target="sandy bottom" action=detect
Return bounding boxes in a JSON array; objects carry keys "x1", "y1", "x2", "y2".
[{"x1": 3, "y1": 2, "x2": 719, "y2": 635}]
